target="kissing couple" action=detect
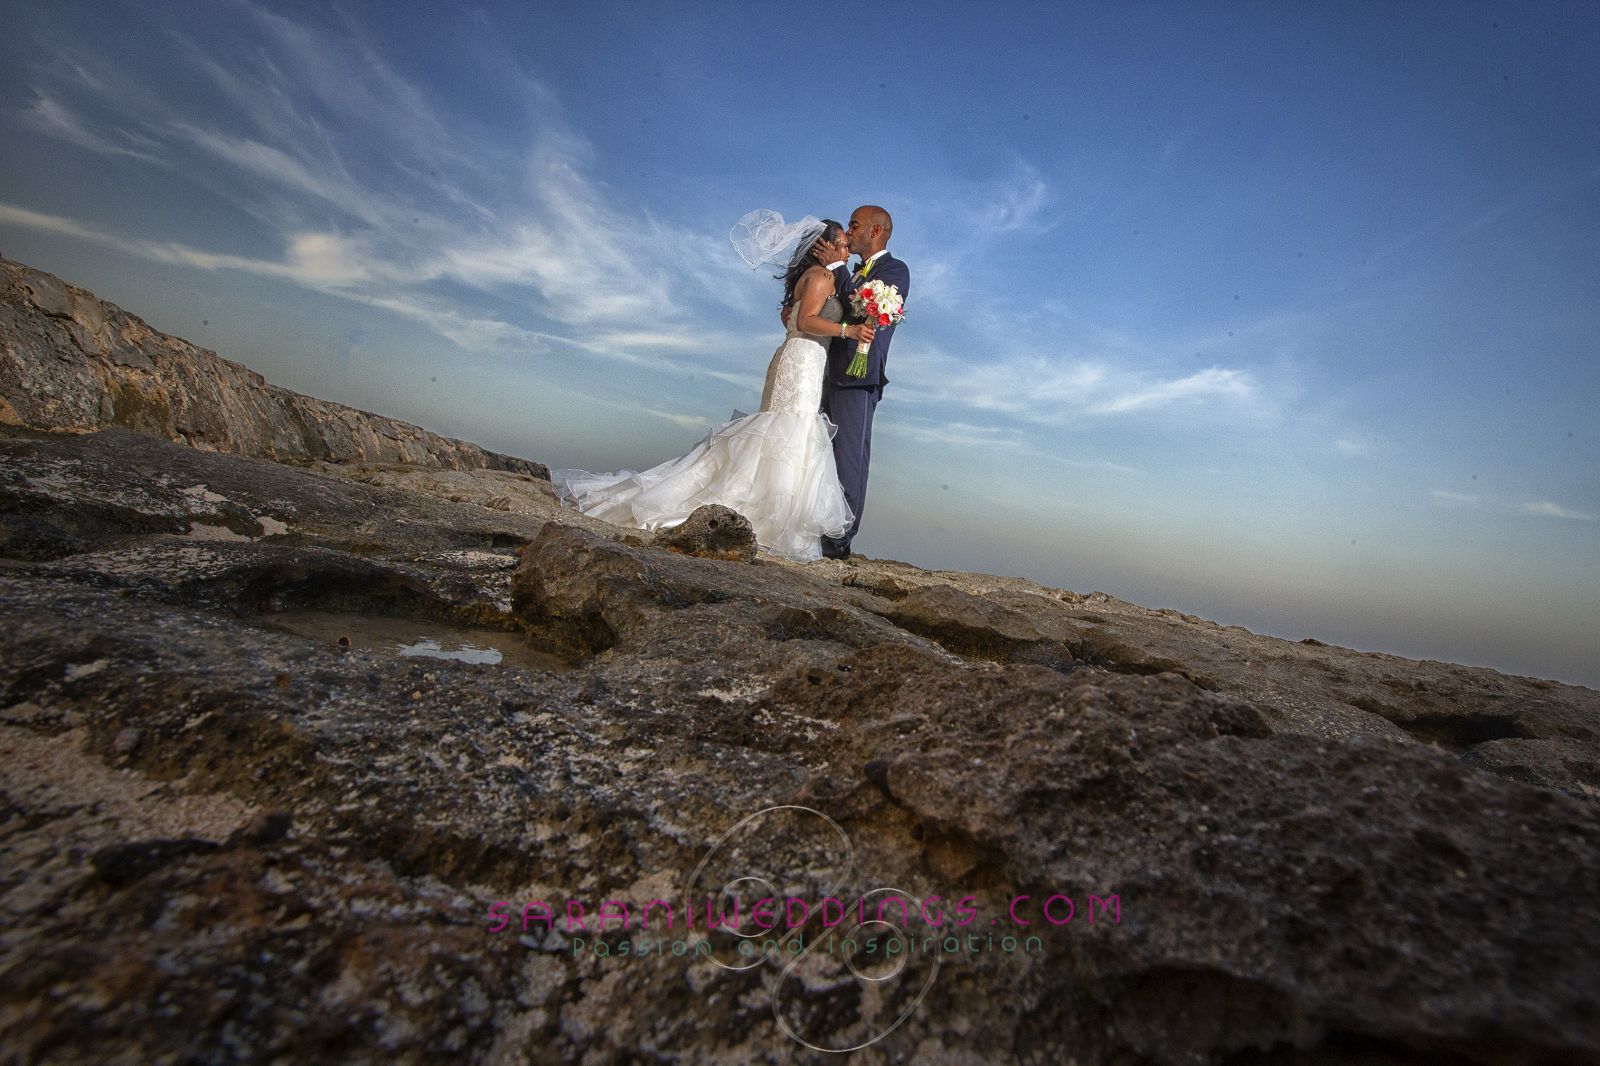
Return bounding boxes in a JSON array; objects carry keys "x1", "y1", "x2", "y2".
[{"x1": 552, "y1": 205, "x2": 909, "y2": 563}]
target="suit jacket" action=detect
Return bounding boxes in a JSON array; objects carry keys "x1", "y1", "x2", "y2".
[{"x1": 825, "y1": 251, "x2": 910, "y2": 391}]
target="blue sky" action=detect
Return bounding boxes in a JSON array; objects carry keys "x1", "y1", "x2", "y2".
[{"x1": 2, "y1": 0, "x2": 1597, "y2": 686}]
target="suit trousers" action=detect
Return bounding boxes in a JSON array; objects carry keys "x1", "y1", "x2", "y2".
[{"x1": 821, "y1": 383, "x2": 880, "y2": 548}]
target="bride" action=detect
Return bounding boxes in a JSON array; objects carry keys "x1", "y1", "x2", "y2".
[{"x1": 550, "y1": 215, "x2": 876, "y2": 562}]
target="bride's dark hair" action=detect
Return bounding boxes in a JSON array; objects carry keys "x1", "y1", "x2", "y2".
[{"x1": 778, "y1": 219, "x2": 843, "y2": 309}]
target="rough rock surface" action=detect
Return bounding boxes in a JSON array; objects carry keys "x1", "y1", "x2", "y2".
[
  {"x1": 0, "y1": 256, "x2": 544, "y2": 476},
  {"x1": 2, "y1": 266, "x2": 1599, "y2": 1064},
  {"x1": 653, "y1": 504, "x2": 758, "y2": 563}
]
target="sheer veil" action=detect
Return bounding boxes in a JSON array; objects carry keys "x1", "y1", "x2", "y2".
[{"x1": 730, "y1": 210, "x2": 825, "y2": 269}]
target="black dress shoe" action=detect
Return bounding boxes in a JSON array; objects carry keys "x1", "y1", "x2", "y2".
[{"x1": 820, "y1": 540, "x2": 851, "y2": 560}]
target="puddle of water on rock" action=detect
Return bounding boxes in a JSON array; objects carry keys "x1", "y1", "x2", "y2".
[{"x1": 260, "y1": 610, "x2": 569, "y2": 672}]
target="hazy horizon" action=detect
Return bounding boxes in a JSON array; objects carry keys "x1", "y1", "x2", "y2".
[{"x1": 2, "y1": 1, "x2": 1595, "y2": 687}]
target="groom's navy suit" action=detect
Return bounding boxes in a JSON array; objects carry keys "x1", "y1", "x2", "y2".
[{"x1": 822, "y1": 250, "x2": 909, "y2": 554}]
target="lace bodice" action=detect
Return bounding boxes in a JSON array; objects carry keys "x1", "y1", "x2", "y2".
[
  {"x1": 764, "y1": 294, "x2": 840, "y2": 413},
  {"x1": 785, "y1": 294, "x2": 844, "y2": 340}
]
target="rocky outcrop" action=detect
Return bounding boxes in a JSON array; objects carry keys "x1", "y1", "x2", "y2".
[
  {"x1": 2, "y1": 424, "x2": 1598, "y2": 1065},
  {"x1": 0, "y1": 256, "x2": 544, "y2": 475},
  {"x1": 1, "y1": 264, "x2": 1598, "y2": 1063}
]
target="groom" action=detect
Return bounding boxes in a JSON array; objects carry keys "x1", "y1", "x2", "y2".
[{"x1": 821, "y1": 205, "x2": 908, "y2": 560}]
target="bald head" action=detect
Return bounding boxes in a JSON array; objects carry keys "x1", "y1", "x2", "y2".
[
  {"x1": 859, "y1": 205, "x2": 892, "y2": 239},
  {"x1": 847, "y1": 205, "x2": 893, "y2": 257}
]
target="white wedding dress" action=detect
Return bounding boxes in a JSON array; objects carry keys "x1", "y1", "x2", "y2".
[{"x1": 550, "y1": 295, "x2": 854, "y2": 562}]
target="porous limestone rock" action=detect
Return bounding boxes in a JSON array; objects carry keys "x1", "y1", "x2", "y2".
[{"x1": 653, "y1": 504, "x2": 758, "y2": 563}]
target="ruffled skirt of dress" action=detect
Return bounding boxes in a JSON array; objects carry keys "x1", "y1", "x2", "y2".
[{"x1": 549, "y1": 409, "x2": 854, "y2": 563}]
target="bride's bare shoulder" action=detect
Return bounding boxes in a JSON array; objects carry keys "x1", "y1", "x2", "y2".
[{"x1": 799, "y1": 264, "x2": 833, "y2": 291}]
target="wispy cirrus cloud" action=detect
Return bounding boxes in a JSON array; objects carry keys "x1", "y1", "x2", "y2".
[
  {"x1": 1427, "y1": 492, "x2": 1596, "y2": 522},
  {"x1": 22, "y1": 92, "x2": 164, "y2": 164},
  {"x1": 0, "y1": 203, "x2": 362, "y2": 285},
  {"x1": 642, "y1": 408, "x2": 714, "y2": 432},
  {"x1": 886, "y1": 415, "x2": 1144, "y2": 476},
  {"x1": 1522, "y1": 500, "x2": 1596, "y2": 521},
  {"x1": 1359, "y1": 167, "x2": 1589, "y2": 280},
  {"x1": 1088, "y1": 366, "x2": 1254, "y2": 415},
  {"x1": 893, "y1": 342, "x2": 1257, "y2": 425},
  {"x1": 893, "y1": 418, "x2": 1027, "y2": 450},
  {"x1": 3, "y1": 0, "x2": 743, "y2": 372},
  {"x1": 10, "y1": 4, "x2": 1274, "y2": 446},
  {"x1": 5, "y1": 1, "x2": 1268, "y2": 475},
  {"x1": 976, "y1": 160, "x2": 1055, "y2": 234}
]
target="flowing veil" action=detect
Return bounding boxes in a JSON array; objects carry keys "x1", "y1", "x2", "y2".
[{"x1": 730, "y1": 210, "x2": 824, "y2": 269}]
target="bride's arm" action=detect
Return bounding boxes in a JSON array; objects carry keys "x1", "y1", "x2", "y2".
[{"x1": 793, "y1": 267, "x2": 874, "y2": 342}]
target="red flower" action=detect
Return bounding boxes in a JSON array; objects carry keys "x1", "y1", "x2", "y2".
[
  {"x1": 878, "y1": 313, "x2": 891, "y2": 326},
  {"x1": 866, "y1": 302, "x2": 878, "y2": 315}
]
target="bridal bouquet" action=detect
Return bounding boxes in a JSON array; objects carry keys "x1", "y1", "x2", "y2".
[{"x1": 845, "y1": 280, "x2": 905, "y2": 378}]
